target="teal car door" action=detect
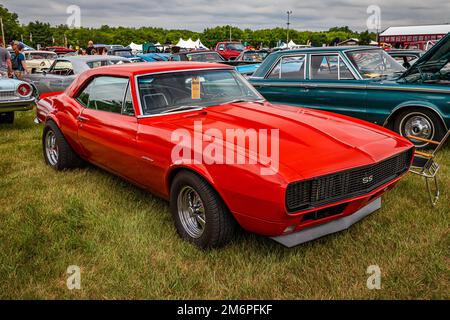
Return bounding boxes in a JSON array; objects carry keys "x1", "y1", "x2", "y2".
[
  {"x1": 250, "y1": 54, "x2": 317, "y2": 107},
  {"x1": 306, "y1": 53, "x2": 368, "y2": 119}
]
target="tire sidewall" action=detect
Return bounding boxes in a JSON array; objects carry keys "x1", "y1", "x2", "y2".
[{"x1": 170, "y1": 173, "x2": 218, "y2": 248}]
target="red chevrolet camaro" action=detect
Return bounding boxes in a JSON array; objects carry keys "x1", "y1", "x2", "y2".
[{"x1": 37, "y1": 62, "x2": 414, "y2": 249}]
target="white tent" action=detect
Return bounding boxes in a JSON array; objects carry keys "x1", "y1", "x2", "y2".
[
  {"x1": 287, "y1": 40, "x2": 297, "y2": 48},
  {"x1": 128, "y1": 42, "x2": 142, "y2": 53},
  {"x1": 176, "y1": 38, "x2": 207, "y2": 49},
  {"x1": 194, "y1": 39, "x2": 208, "y2": 49}
]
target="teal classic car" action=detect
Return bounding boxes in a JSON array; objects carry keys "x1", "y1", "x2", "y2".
[{"x1": 250, "y1": 33, "x2": 450, "y2": 147}]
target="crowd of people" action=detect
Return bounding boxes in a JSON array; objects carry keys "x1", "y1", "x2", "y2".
[{"x1": 0, "y1": 40, "x2": 28, "y2": 80}]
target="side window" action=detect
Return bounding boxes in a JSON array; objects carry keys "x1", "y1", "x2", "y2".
[
  {"x1": 76, "y1": 76, "x2": 132, "y2": 115},
  {"x1": 310, "y1": 55, "x2": 355, "y2": 80},
  {"x1": 122, "y1": 84, "x2": 135, "y2": 116},
  {"x1": 49, "y1": 61, "x2": 74, "y2": 75},
  {"x1": 267, "y1": 55, "x2": 306, "y2": 79}
]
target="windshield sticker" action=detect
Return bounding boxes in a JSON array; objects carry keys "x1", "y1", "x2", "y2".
[{"x1": 191, "y1": 76, "x2": 201, "y2": 99}]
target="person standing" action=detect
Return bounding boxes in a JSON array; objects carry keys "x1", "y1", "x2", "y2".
[
  {"x1": 86, "y1": 40, "x2": 95, "y2": 55},
  {"x1": 0, "y1": 40, "x2": 12, "y2": 78},
  {"x1": 11, "y1": 42, "x2": 27, "y2": 80}
]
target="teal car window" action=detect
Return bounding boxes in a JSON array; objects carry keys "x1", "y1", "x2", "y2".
[
  {"x1": 346, "y1": 49, "x2": 404, "y2": 79},
  {"x1": 267, "y1": 55, "x2": 306, "y2": 80},
  {"x1": 310, "y1": 55, "x2": 355, "y2": 80}
]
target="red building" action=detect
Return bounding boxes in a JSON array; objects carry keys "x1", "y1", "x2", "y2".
[{"x1": 379, "y1": 24, "x2": 450, "y2": 50}]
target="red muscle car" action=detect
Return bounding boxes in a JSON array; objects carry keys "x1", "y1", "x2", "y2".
[{"x1": 37, "y1": 62, "x2": 414, "y2": 249}]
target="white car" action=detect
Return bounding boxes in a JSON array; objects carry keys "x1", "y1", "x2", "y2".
[{"x1": 24, "y1": 51, "x2": 57, "y2": 74}]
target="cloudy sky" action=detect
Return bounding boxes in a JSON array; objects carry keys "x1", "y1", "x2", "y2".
[{"x1": 3, "y1": 0, "x2": 450, "y2": 31}]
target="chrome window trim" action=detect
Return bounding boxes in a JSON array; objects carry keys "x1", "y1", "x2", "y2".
[
  {"x1": 264, "y1": 53, "x2": 307, "y2": 80},
  {"x1": 134, "y1": 67, "x2": 261, "y2": 117},
  {"x1": 308, "y1": 52, "x2": 360, "y2": 80}
]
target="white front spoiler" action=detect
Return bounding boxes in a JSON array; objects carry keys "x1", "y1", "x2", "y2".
[{"x1": 271, "y1": 197, "x2": 382, "y2": 248}]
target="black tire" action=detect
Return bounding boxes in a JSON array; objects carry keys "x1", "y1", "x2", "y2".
[
  {"x1": 170, "y1": 171, "x2": 236, "y2": 249},
  {"x1": 42, "y1": 121, "x2": 84, "y2": 170},
  {"x1": 0, "y1": 112, "x2": 14, "y2": 124},
  {"x1": 393, "y1": 108, "x2": 446, "y2": 149}
]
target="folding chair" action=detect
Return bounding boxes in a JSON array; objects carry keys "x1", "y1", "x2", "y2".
[{"x1": 408, "y1": 129, "x2": 450, "y2": 206}]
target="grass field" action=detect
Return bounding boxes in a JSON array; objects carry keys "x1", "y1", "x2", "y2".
[{"x1": 0, "y1": 110, "x2": 449, "y2": 299}]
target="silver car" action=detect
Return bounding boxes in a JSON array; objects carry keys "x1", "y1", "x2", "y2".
[
  {"x1": 24, "y1": 55, "x2": 130, "y2": 95},
  {"x1": 0, "y1": 77, "x2": 36, "y2": 124}
]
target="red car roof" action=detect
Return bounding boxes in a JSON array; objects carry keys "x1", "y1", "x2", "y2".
[{"x1": 90, "y1": 61, "x2": 233, "y2": 77}]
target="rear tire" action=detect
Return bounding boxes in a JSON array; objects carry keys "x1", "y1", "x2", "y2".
[
  {"x1": 170, "y1": 171, "x2": 236, "y2": 249},
  {"x1": 43, "y1": 121, "x2": 84, "y2": 170},
  {"x1": 393, "y1": 108, "x2": 446, "y2": 149},
  {"x1": 0, "y1": 112, "x2": 14, "y2": 124}
]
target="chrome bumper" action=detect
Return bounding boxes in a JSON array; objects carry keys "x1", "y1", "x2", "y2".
[
  {"x1": 0, "y1": 98, "x2": 35, "y2": 112},
  {"x1": 271, "y1": 197, "x2": 382, "y2": 248}
]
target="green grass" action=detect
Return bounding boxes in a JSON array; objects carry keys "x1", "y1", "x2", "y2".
[{"x1": 0, "y1": 110, "x2": 449, "y2": 299}]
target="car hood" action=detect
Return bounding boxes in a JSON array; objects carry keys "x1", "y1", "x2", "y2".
[
  {"x1": 401, "y1": 32, "x2": 450, "y2": 79},
  {"x1": 0, "y1": 78, "x2": 20, "y2": 90},
  {"x1": 165, "y1": 102, "x2": 412, "y2": 181}
]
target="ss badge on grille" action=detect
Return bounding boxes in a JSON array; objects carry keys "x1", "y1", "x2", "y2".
[{"x1": 362, "y1": 175, "x2": 374, "y2": 184}]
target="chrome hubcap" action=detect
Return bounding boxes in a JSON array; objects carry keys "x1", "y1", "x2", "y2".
[
  {"x1": 45, "y1": 130, "x2": 59, "y2": 166},
  {"x1": 177, "y1": 186, "x2": 206, "y2": 238},
  {"x1": 401, "y1": 113, "x2": 434, "y2": 147}
]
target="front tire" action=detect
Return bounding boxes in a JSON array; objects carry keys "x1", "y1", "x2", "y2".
[
  {"x1": 43, "y1": 121, "x2": 84, "y2": 170},
  {"x1": 0, "y1": 112, "x2": 14, "y2": 124},
  {"x1": 170, "y1": 171, "x2": 236, "y2": 249},
  {"x1": 393, "y1": 108, "x2": 446, "y2": 148}
]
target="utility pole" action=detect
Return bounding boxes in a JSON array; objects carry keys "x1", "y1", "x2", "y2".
[
  {"x1": 0, "y1": 17, "x2": 5, "y2": 47},
  {"x1": 286, "y1": 11, "x2": 292, "y2": 44}
]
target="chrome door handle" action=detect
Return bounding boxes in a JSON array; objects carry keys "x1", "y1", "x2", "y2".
[{"x1": 77, "y1": 115, "x2": 90, "y2": 121}]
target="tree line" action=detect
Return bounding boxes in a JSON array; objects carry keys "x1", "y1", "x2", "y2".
[{"x1": 1, "y1": 4, "x2": 376, "y2": 49}]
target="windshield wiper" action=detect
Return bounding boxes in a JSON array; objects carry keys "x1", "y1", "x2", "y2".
[
  {"x1": 160, "y1": 105, "x2": 202, "y2": 114},
  {"x1": 220, "y1": 98, "x2": 265, "y2": 105}
]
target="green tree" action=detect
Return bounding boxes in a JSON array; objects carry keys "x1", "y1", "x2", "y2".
[{"x1": 0, "y1": 4, "x2": 22, "y2": 44}]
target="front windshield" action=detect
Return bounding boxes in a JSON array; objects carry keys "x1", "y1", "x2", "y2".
[
  {"x1": 346, "y1": 49, "x2": 405, "y2": 79},
  {"x1": 113, "y1": 50, "x2": 132, "y2": 57},
  {"x1": 227, "y1": 43, "x2": 245, "y2": 51},
  {"x1": 29, "y1": 52, "x2": 57, "y2": 60},
  {"x1": 240, "y1": 51, "x2": 268, "y2": 62},
  {"x1": 186, "y1": 52, "x2": 224, "y2": 62},
  {"x1": 137, "y1": 70, "x2": 263, "y2": 115}
]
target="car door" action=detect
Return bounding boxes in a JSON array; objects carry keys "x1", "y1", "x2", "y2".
[
  {"x1": 75, "y1": 76, "x2": 141, "y2": 181},
  {"x1": 27, "y1": 60, "x2": 75, "y2": 94},
  {"x1": 251, "y1": 54, "x2": 317, "y2": 107},
  {"x1": 306, "y1": 53, "x2": 367, "y2": 119}
]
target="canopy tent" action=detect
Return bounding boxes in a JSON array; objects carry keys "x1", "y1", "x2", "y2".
[
  {"x1": 278, "y1": 40, "x2": 297, "y2": 49},
  {"x1": 128, "y1": 42, "x2": 143, "y2": 53},
  {"x1": 175, "y1": 38, "x2": 207, "y2": 49}
]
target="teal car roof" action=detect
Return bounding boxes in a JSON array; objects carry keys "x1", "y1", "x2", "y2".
[{"x1": 252, "y1": 46, "x2": 379, "y2": 78}]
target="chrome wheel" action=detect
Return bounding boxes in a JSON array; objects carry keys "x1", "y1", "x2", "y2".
[
  {"x1": 45, "y1": 130, "x2": 59, "y2": 166},
  {"x1": 177, "y1": 186, "x2": 206, "y2": 239},
  {"x1": 400, "y1": 112, "x2": 434, "y2": 147}
]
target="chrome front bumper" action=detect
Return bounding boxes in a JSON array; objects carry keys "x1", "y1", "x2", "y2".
[
  {"x1": 271, "y1": 197, "x2": 382, "y2": 248},
  {"x1": 0, "y1": 98, "x2": 35, "y2": 112}
]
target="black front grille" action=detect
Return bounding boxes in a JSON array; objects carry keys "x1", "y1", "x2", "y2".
[{"x1": 286, "y1": 148, "x2": 413, "y2": 213}]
